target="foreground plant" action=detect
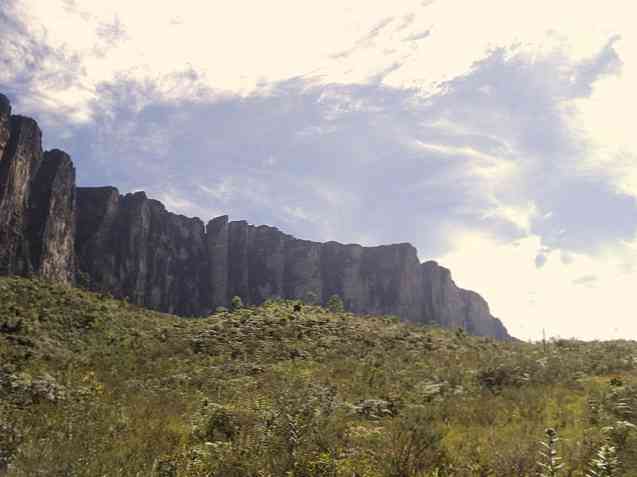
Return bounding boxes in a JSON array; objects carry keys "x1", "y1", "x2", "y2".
[
  {"x1": 538, "y1": 428, "x2": 563, "y2": 477},
  {"x1": 587, "y1": 443, "x2": 620, "y2": 477}
]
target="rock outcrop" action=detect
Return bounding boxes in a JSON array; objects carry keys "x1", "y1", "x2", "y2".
[
  {"x1": 422, "y1": 261, "x2": 509, "y2": 339},
  {"x1": 75, "y1": 189, "x2": 207, "y2": 316},
  {"x1": 0, "y1": 94, "x2": 75, "y2": 283},
  {"x1": 74, "y1": 187, "x2": 510, "y2": 338},
  {"x1": 0, "y1": 93, "x2": 511, "y2": 339}
]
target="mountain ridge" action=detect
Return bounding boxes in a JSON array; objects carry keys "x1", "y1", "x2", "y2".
[{"x1": 0, "y1": 93, "x2": 511, "y2": 339}]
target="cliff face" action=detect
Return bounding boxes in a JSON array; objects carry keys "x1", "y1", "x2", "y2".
[
  {"x1": 74, "y1": 188, "x2": 510, "y2": 339},
  {"x1": 422, "y1": 261, "x2": 509, "y2": 340},
  {"x1": 0, "y1": 94, "x2": 511, "y2": 339},
  {"x1": 0, "y1": 95, "x2": 76, "y2": 283},
  {"x1": 75, "y1": 199, "x2": 426, "y2": 321},
  {"x1": 75, "y1": 188, "x2": 207, "y2": 316}
]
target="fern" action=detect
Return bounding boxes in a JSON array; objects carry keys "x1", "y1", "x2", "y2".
[
  {"x1": 538, "y1": 428, "x2": 564, "y2": 477},
  {"x1": 587, "y1": 444, "x2": 620, "y2": 477}
]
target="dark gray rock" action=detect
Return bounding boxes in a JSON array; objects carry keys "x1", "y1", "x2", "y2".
[
  {"x1": 247, "y1": 224, "x2": 288, "y2": 304},
  {"x1": 206, "y1": 215, "x2": 230, "y2": 311},
  {"x1": 0, "y1": 103, "x2": 75, "y2": 283},
  {"x1": 422, "y1": 261, "x2": 509, "y2": 338},
  {"x1": 28, "y1": 149, "x2": 76, "y2": 283},
  {"x1": 0, "y1": 116, "x2": 43, "y2": 276},
  {"x1": 284, "y1": 238, "x2": 323, "y2": 302},
  {"x1": 75, "y1": 189, "x2": 207, "y2": 315},
  {"x1": 0, "y1": 94, "x2": 11, "y2": 160}
]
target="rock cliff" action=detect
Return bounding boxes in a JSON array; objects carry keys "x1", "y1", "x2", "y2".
[
  {"x1": 0, "y1": 94, "x2": 511, "y2": 339},
  {"x1": 0, "y1": 94, "x2": 76, "y2": 283},
  {"x1": 422, "y1": 261, "x2": 509, "y2": 340},
  {"x1": 74, "y1": 187, "x2": 510, "y2": 338}
]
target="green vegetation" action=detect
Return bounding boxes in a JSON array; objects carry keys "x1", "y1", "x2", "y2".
[
  {"x1": 326, "y1": 294, "x2": 344, "y2": 313},
  {"x1": 231, "y1": 295, "x2": 244, "y2": 311},
  {"x1": 1, "y1": 276, "x2": 637, "y2": 476}
]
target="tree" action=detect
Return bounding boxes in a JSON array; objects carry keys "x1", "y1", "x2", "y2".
[
  {"x1": 231, "y1": 295, "x2": 244, "y2": 311},
  {"x1": 326, "y1": 294, "x2": 344, "y2": 313}
]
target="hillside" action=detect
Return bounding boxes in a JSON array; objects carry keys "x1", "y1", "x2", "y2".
[{"x1": 1, "y1": 276, "x2": 636, "y2": 476}]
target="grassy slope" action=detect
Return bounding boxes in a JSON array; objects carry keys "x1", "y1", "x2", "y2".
[{"x1": 1, "y1": 276, "x2": 637, "y2": 476}]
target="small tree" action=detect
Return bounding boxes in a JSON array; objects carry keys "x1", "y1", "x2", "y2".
[
  {"x1": 326, "y1": 295, "x2": 344, "y2": 313},
  {"x1": 231, "y1": 295, "x2": 244, "y2": 311}
]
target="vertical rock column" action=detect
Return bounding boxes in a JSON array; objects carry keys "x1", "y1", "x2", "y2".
[
  {"x1": 0, "y1": 114, "x2": 43, "y2": 276},
  {"x1": 0, "y1": 94, "x2": 11, "y2": 159},
  {"x1": 227, "y1": 220, "x2": 251, "y2": 303},
  {"x1": 28, "y1": 149, "x2": 76, "y2": 283},
  {"x1": 0, "y1": 95, "x2": 76, "y2": 284},
  {"x1": 247, "y1": 225, "x2": 288, "y2": 304},
  {"x1": 206, "y1": 215, "x2": 230, "y2": 309}
]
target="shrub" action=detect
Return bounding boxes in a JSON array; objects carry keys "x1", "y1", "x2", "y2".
[
  {"x1": 326, "y1": 295, "x2": 344, "y2": 313},
  {"x1": 382, "y1": 406, "x2": 447, "y2": 476},
  {"x1": 230, "y1": 296, "x2": 243, "y2": 311}
]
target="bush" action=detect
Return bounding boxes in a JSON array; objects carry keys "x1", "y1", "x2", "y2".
[
  {"x1": 326, "y1": 295, "x2": 344, "y2": 313},
  {"x1": 230, "y1": 296, "x2": 243, "y2": 311}
]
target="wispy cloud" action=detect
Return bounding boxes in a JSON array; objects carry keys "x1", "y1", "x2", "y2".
[
  {"x1": 330, "y1": 17, "x2": 395, "y2": 60},
  {"x1": 403, "y1": 30, "x2": 431, "y2": 42},
  {"x1": 572, "y1": 274, "x2": 598, "y2": 286}
]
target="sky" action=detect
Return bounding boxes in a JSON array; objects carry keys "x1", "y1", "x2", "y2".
[{"x1": 1, "y1": 0, "x2": 637, "y2": 341}]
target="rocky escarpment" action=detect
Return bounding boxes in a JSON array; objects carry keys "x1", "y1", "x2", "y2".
[
  {"x1": 75, "y1": 187, "x2": 510, "y2": 338},
  {"x1": 75, "y1": 188, "x2": 207, "y2": 316},
  {"x1": 422, "y1": 261, "x2": 509, "y2": 340},
  {"x1": 75, "y1": 194, "x2": 426, "y2": 319},
  {"x1": 0, "y1": 93, "x2": 511, "y2": 339},
  {"x1": 0, "y1": 94, "x2": 75, "y2": 283}
]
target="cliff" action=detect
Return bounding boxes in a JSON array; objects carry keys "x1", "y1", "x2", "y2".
[
  {"x1": 422, "y1": 261, "x2": 509, "y2": 340},
  {"x1": 0, "y1": 94, "x2": 76, "y2": 283},
  {"x1": 0, "y1": 93, "x2": 511, "y2": 339}
]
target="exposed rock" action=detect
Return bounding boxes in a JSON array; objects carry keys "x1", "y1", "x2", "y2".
[
  {"x1": 206, "y1": 215, "x2": 230, "y2": 311},
  {"x1": 0, "y1": 94, "x2": 11, "y2": 160},
  {"x1": 460, "y1": 289, "x2": 509, "y2": 340},
  {"x1": 28, "y1": 149, "x2": 76, "y2": 283},
  {"x1": 75, "y1": 199, "x2": 511, "y2": 337},
  {"x1": 0, "y1": 116, "x2": 43, "y2": 276},
  {"x1": 0, "y1": 370, "x2": 67, "y2": 405},
  {"x1": 0, "y1": 98, "x2": 75, "y2": 283},
  {"x1": 75, "y1": 189, "x2": 207, "y2": 315},
  {"x1": 421, "y1": 260, "x2": 467, "y2": 329},
  {"x1": 422, "y1": 261, "x2": 509, "y2": 339},
  {"x1": 247, "y1": 224, "x2": 287, "y2": 304}
]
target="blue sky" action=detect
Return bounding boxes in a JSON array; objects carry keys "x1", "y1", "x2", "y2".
[{"x1": 2, "y1": 0, "x2": 637, "y2": 340}]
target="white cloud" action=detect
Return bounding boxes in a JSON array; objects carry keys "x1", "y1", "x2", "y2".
[{"x1": 439, "y1": 232, "x2": 637, "y2": 341}]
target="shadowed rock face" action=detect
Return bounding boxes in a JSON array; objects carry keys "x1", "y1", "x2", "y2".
[
  {"x1": 28, "y1": 149, "x2": 76, "y2": 283},
  {"x1": 422, "y1": 261, "x2": 509, "y2": 340},
  {"x1": 75, "y1": 189, "x2": 207, "y2": 316},
  {"x1": 0, "y1": 93, "x2": 511, "y2": 338},
  {"x1": 74, "y1": 189, "x2": 510, "y2": 338},
  {"x1": 0, "y1": 95, "x2": 76, "y2": 283}
]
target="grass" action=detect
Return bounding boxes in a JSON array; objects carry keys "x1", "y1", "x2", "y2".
[{"x1": 1, "y1": 276, "x2": 637, "y2": 476}]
